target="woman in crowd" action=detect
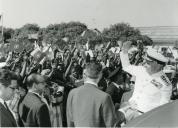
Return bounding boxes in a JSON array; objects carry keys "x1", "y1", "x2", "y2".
[{"x1": 0, "y1": 40, "x2": 177, "y2": 127}]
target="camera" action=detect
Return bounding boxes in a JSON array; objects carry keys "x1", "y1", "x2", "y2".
[{"x1": 49, "y1": 82, "x2": 64, "y2": 104}]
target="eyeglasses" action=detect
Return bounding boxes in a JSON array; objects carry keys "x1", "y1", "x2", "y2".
[{"x1": 130, "y1": 81, "x2": 135, "y2": 84}]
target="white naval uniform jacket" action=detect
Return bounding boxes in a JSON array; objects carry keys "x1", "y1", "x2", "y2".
[{"x1": 120, "y1": 52, "x2": 172, "y2": 113}]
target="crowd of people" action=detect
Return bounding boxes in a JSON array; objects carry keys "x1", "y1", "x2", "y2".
[{"x1": 0, "y1": 39, "x2": 178, "y2": 127}]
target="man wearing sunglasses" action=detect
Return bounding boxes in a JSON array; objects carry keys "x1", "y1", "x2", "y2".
[
  {"x1": 119, "y1": 41, "x2": 172, "y2": 123},
  {"x1": 0, "y1": 69, "x2": 18, "y2": 127}
]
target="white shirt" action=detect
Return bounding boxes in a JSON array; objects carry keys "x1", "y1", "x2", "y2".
[
  {"x1": 28, "y1": 90, "x2": 42, "y2": 99},
  {"x1": 0, "y1": 62, "x2": 6, "y2": 68},
  {"x1": 112, "y1": 82, "x2": 121, "y2": 89},
  {"x1": 0, "y1": 98, "x2": 6, "y2": 108},
  {"x1": 120, "y1": 52, "x2": 172, "y2": 113},
  {"x1": 0, "y1": 98, "x2": 16, "y2": 119},
  {"x1": 84, "y1": 81, "x2": 98, "y2": 87}
]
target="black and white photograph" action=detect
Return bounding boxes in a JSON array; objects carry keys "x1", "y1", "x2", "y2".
[{"x1": 0, "y1": 0, "x2": 178, "y2": 127}]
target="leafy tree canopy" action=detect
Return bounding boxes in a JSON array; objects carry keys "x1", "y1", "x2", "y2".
[{"x1": 0, "y1": 22, "x2": 153, "y2": 50}]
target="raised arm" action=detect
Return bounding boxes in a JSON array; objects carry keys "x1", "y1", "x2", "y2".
[
  {"x1": 120, "y1": 41, "x2": 132, "y2": 70},
  {"x1": 64, "y1": 44, "x2": 76, "y2": 69},
  {"x1": 20, "y1": 56, "x2": 28, "y2": 78},
  {"x1": 103, "y1": 42, "x2": 111, "y2": 53},
  {"x1": 5, "y1": 52, "x2": 13, "y2": 64},
  {"x1": 71, "y1": 44, "x2": 76, "y2": 57},
  {"x1": 47, "y1": 62, "x2": 56, "y2": 78},
  {"x1": 120, "y1": 41, "x2": 144, "y2": 77},
  {"x1": 64, "y1": 58, "x2": 74, "y2": 78}
]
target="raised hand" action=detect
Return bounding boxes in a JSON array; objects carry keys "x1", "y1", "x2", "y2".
[{"x1": 122, "y1": 41, "x2": 132, "y2": 53}]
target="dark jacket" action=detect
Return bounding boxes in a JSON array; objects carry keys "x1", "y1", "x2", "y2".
[
  {"x1": 67, "y1": 83, "x2": 117, "y2": 127},
  {"x1": 18, "y1": 92, "x2": 51, "y2": 127},
  {"x1": 106, "y1": 82, "x2": 124, "y2": 105},
  {"x1": 0, "y1": 102, "x2": 17, "y2": 127}
]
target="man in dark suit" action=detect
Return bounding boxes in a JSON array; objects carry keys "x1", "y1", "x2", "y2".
[
  {"x1": 0, "y1": 69, "x2": 18, "y2": 127},
  {"x1": 67, "y1": 62, "x2": 117, "y2": 127},
  {"x1": 18, "y1": 74, "x2": 51, "y2": 127}
]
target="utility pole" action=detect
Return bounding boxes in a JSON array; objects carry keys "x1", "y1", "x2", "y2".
[{"x1": 0, "y1": 13, "x2": 4, "y2": 44}]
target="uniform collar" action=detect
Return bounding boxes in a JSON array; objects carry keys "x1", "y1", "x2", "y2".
[
  {"x1": 28, "y1": 90, "x2": 42, "y2": 99},
  {"x1": 151, "y1": 71, "x2": 164, "y2": 77},
  {"x1": 112, "y1": 82, "x2": 121, "y2": 89}
]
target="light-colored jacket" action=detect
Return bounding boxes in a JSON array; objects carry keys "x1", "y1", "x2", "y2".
[{"x1": 67, "y1": 83, "x2": 117, "y2": 127}]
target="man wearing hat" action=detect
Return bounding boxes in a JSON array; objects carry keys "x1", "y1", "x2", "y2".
[{"x1": 119, "y1": 41, "x2": 172, "y2": 123}]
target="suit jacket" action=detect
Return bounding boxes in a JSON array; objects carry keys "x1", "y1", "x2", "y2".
[
  {"x1": 120, "y1": 89, "x2": 134, "y2": 106},
  {"x1": 67, "y1": 83, "x2": 117, "y2": 127},
  {"x1": 18, "y1": 92, "x2": 51, "y2": 127},
  {"x1": 0, "y1": 102, "x2": 17, "y2": 127},
  {"x1": 106, "y1": 82, "x2": 124, "y2": 105}
]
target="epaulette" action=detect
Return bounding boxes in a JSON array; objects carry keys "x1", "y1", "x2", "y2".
[{"x1": 160, "y1": 75, "x2": 171, "y2": 86}]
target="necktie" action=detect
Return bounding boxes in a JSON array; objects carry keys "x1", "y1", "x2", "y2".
[
  {"x1": 4, "y1": 101, "x2": 9, "y2": 110},
  {"x1": 4, "y1": 101, "x2": 14, "y2": 117},
  {"x1": 4, "y1": 101, "x2": 17, "y2": 126}
]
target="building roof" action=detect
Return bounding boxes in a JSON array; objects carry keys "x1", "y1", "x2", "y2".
[{"x1": 137, "y1": 26, "x2": 178, "y2": 45}]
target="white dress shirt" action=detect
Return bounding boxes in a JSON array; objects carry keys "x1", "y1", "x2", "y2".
[
  {"x1": 84, "y1": 81, "x2": 98, "y2": 87},
  {"x1": 0, "y1": 98, "x2": 16, "y2": 120},
  {"x1": 0, "y1": 98, "x2": 6, "y2": 108}
]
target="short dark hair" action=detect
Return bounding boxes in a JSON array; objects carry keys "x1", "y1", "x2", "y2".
[
  {"x1": 26, "y1": 73, "x2": 48, "y2": 88},
  {"x1": 84, "y1": 62, "x2": 102, "y2": 79},
  {"x1": 0, "y1": 69, "x2": 18, "y2": 87},
  {"x1": 26, "y1": 74, "x2": 39, "y2": 88}
]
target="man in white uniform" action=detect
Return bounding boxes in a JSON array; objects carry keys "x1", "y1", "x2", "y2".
[{"x1": 119, "y1": 41, "x2": 172, "y2": 123}]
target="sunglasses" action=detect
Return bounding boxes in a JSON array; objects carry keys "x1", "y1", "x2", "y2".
[{"x1": 130, "y1": 81, "x2": 135, "y2": 84}]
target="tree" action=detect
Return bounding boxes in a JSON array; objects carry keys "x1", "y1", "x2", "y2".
[
  {"x1": 102, "y1": 23, "x2": 152, "y2": 46},
  {"x1": 103, "y1": 23, "x2": 140, "y2": 41},
  {"x1": 140, "y1": 35, "x2": 153, "y2": 46},
  {"x1": 74, "y1": 28, "x2": 107, "y2": 49},
  {"x1": 0, "y1": 22, "x2": 153, "y2": 52},
  {"x1": 0, "y1": 27, "x2": 15, "y2": 43},
  {"x1": 41, "y1": 22, "x2": 87, "y2": 49},
  {"x1": 13, "y1": 24, "x2": 40, "y2": 40}
]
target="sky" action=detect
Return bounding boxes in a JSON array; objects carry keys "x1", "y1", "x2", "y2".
[{"x1": 0, "y1": 0, "x2": 178, "y2": 30}]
